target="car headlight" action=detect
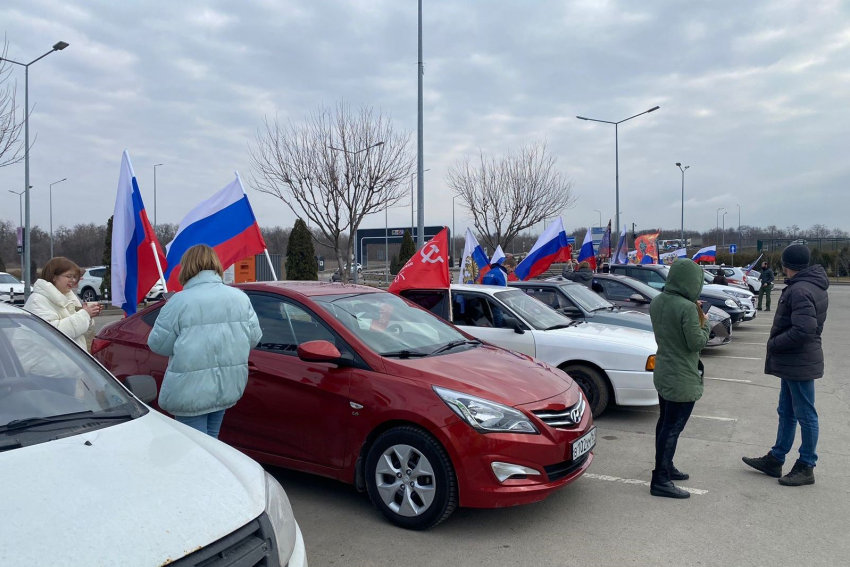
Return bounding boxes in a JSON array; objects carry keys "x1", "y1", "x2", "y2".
[
  {"x1": 724, "y1": 299, "x2": 737, "y2": 308},
  {"x1": 708, "y1": 311, "x2": 723, "y2": 321},
  {"x1": 265, "y1": 472, "x2": 297, "y2": 566},
  {"x1": 433, "y1": 386, "x2": 538, "y2": 434}
]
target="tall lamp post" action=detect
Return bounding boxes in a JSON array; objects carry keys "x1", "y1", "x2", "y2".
[
  {"x1": 1, "y1": 40, "x2": 70, "y2": 299},
  {"x1": 416, "y1": 0, "x2": 425, "y2": 248},
  {"x1": 736, "y1": 203, "x2": 741, "y2": 248},
  {"x1": 722, "y1": 211, "x2": 728, "y2": 248},
  {"x1": 593, "y1": 209, "x2": 602, "y2": 227},
  {"x1": 153, "y1": 163, "x2": 163, "y2": 231},
  {"x1": 716, "y1": 207, "x2": 725, "y2": 246},
  {"x1": 49, "y1": 177, "x2": 67, "y2": 257},
  {"x1": 9, "y1": 189, "x2": 25, "y2": 268},
  {"x1": 576, "y1": 105, "x2": 660, "y2": 236},
  {"x1": 676, "y1": 163, "x2": 689, "y2": 246},
  {"x1": 328, "y1": 141, "x2": 385, "y2": 284},
  {"x1": 408, "y1": 168, "x2": 429, "y2": 235}
]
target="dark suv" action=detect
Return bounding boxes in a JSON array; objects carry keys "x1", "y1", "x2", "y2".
[{"x1": 609, "y1": 264, "x2": 747, "y2": 323}]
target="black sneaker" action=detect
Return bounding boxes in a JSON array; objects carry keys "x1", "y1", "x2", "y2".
[
  {"x1": 650, "y1": 480, "x2": 691, "y2": 499},
  {"x1": 670, "y1": 465, "x2": 689, "y2": 481},
  {"x1": 743, "y1": 453, "x2": 783, "y2": 478},
  {"x1": 778, "y1": 460, "x2": 815, "y2": 487}
]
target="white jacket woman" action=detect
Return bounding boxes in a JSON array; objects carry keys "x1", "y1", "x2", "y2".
[{"x1": 23, "y1": 257, "x2": 100, "y2": 350}]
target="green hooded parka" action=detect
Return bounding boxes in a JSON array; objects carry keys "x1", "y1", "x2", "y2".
[{"x1": 649, "y1": 259, "x2": 711, "y2": 402}]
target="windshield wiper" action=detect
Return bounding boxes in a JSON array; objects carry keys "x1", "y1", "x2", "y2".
[
  {"x1": 0, "y1": 409, "x2": 134, "y2": 433},
  {"x1": 429, "y1": 339, "x2": 480, "y2": 356},
  {"x1": 544, "y1": 323, "x2": 575, "y2": 330},
  {"x1": 381, "y1": 349, "x2": 430, "y2": 359}
]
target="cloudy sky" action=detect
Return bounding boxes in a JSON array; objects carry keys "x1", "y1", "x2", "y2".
[{"x1": 2, "y1": 0, "x2": 849, "y2": 238}]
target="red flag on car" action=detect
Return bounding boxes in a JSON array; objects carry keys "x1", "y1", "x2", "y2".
[{"x1": 388, "y1": 228, "x2": 450, "y2": 294}]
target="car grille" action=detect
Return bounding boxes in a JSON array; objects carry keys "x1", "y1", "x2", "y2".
[
  {"x1": 169, "y1": 513, "x2": 281, "y2": 567},
  {"x1": 532, "y1": 397, "x2": 586, "y2": 428},
  {"x1": 543, "y1": 453, "x2": 590, "y2": 482},
  {"x1": 722, "y1": 318, "x2": 732, "y2": 335}
]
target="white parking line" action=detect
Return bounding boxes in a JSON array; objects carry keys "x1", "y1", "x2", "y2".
[
  {"x1": 621, "y1": 409, "x2": 738, "y2": 422},
  {"x1": 584, "y1": 473, "x2": 709, "y2": 495},
  {"x1": 705, "y1": 377, "x2": 752, "y2": 383}
]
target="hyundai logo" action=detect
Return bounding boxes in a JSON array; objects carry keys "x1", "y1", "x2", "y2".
[{"x1": 570, "y1": 408, "x2": 581, "y2": 424}]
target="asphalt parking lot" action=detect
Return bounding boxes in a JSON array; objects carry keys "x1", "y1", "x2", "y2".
[
  {"x1": 263, "y1": 284, "x2": 849, "y2": 567},
  {"x1": 93, "y1": 286, "x2": 849, "y2": 566}
]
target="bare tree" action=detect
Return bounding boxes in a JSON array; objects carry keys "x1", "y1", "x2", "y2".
[
  {"x1": 249, "y1": 103, "x2": 414, "y2": 281},
  {"x1": 447, "y1": 141, "x2": 576, "y2": 251},
  {"x1": 0, "y1": 36, "x2": 24, "y2": 168},
  {"x1": 808, "y1": 223, "x2": 830, "y2": 239}
]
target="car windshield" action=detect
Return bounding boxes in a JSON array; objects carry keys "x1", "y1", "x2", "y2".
[
  {"x1": 613, "y1": 277, "x2": 660, "y2": 298},
  {"x1": 0, "y1": 274, "x2": 20, "y2": 284},
  {"x1": 0, "y1": 313, "x2": 140, "y2": 430},
  {"x1": 315, "y1": 292, "x2": 471, "y2": 356},
  {"x1": 559, "y1": 284, "x2": 613, "y2": 311},
  {"x1": 494, "y1": 289, "x2": 572, "y2": 330}
]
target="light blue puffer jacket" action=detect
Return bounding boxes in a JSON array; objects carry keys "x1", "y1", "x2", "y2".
[{"x1": 148, "y1": 271, "x2": 262, "y2": 417}]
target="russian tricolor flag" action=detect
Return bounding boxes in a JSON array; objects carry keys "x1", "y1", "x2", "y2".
[
  {"x1": 577, "y1": 227, "x2": 597, "y2": 270},
  {"x1": 692, "y1": 245, "x2": 717, "y2": 263},
  {"x1": 478, "y1": 245, "x2": 506, "y2": 282},
  {"x1": 165, "y1": 174, "x2": 267, "y2": 291},
  {"x1": 460, "y1": 228, "x2": 490, "y2": 284},
  {"x1": 514, "y1": 217, "x2": 571, "y2": 281},
  {"x1": 110, "y1": 151, "x2": 167, "y2": 316}
]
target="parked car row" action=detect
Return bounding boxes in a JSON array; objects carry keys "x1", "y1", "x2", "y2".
[{"x1": 0, "y1": 272, "x2": 27, "y2": 305}]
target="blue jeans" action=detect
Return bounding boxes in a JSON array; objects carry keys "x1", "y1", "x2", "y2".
[
  {"x1": 175, "y1": 410, "x2": 226, "y2": 438},
  {"x1": 770, "y1": 379, "x2": 818, "y2": 467}
]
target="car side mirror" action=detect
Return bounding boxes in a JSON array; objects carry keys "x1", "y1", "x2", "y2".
[
  {"x1": 560, "y1": 307, "x2": 581, "y2": 317},
  {"x1": 513, "y1": 323, "x2": 525, "y2": 335},
  {"x1": 124, "y1": 375, "x2": 157, "y2": 404},
  {"x1": 297, "y1": 340, "x2": 342, "y2": 363},
  {"x1": 630, "y1": 293, "x2": 649, "y2": 304}
]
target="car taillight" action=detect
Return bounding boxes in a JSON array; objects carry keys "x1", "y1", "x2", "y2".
[{"x1": 90, "y1": 338, "x2": 111, "y2": 354}]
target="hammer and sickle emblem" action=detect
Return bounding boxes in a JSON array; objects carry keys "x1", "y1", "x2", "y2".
[{"x1": 420, "y1": 244, "x2": 445, "y2": 264}]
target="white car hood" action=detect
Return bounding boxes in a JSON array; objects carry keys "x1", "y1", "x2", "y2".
[
  {"x1": 0, "y1": 410, "x2": 266, "y2": 567},
  {"x1": 544, "y1": 321, "x2": 657, "y2": 353},
  {"x1": 704, "y1": 283, "x2": 753, "y2": 297}
]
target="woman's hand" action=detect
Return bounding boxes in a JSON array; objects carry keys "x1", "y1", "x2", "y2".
[
  {"x1": 83, "y1": 303, "x2": 102, "y2": 318},
  {"x1": 696, "y1": 301, "x2": 707, "y2": 326}
]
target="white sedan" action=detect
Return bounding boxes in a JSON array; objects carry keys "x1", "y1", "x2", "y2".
[{"x1": 406, "y1": 284, "x2": 658, "y2": 417}]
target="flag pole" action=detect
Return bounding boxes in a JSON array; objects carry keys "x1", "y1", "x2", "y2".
[
  {"x1": 263, "y1": 248, "x2": 278, "y2": 281},
  {"x1": 151, "y1": 242, "x2": 168, "y2": 293}
]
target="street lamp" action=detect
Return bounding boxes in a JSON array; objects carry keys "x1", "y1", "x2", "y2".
[
  {"x1": 736, "y1": 203, "x2": 741, "y2": 248},
  {"x1": 327, "y1": 141, "x2": 385, "y2": 284},
  {"x1": 676, "y1": 163, "x2": 689, "y2": 247},
  {"x1": 716, "y1": 207, "x2": 725, "y2": 246},
  {"x1": 0, "y1": 40, "x2": 69, "y2": 299},
  {"x1": 593, "y1": 210, "x2": 602, "y2": 227},
  {"x1": 153, "y1": 163, "x2": 163, "y2": 231},
  {"x1": 576, "y1": 105, "x2": 660, "y2": 236},
  {"x1": 9, "y1": 189, "x2": 25, "y2": 267},
  {"x1": 409, "y1": 168, "x2": 430, "y2": 235},
  {"x1": 722, "y1": 211, "x2": 728, "y2": 248},
  {"x1": 49, "y1": 177, "x2": 67, "y2": 257}
]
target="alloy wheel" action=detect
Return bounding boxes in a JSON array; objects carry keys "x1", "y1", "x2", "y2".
[{"x1": 374, "y1": 444, "x2": 436, "y2": 517}]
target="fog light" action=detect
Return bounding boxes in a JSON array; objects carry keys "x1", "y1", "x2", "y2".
[{"x1": 491, "y1": 462, "x2": 542, "y2": 483}]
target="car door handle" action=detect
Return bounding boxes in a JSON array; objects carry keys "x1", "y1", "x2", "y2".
[{"x1": 248, "y1": 362, "x2": 259, "y2": 373}]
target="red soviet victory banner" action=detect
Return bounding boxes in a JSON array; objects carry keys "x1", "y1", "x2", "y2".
[{"x1": 388, "y1": 227, "x2": 450, "y2": 294}]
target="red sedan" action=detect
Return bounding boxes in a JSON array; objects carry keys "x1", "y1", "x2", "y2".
[{"x1": 93, "y1": 282, "x2": 595, "y2": 529}]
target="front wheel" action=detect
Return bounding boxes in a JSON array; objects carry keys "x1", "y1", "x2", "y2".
[
  {"x1": 80, "y1": 288, "x2": 98, "y2": 303},
  {"x1": 365, "y1": 426, "x2": 457, "y2": 530},
  {"x1": 561, "y1": 364, "x2": 610, "y2": 418}
]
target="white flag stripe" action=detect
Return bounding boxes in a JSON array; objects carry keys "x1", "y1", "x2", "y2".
[{"x1": 110, "y1": 150, "x2": 137, "y2": 308}]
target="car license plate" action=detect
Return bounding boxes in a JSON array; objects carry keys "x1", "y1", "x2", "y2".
[{"x1": 572, "y1": 427, "x2": 596, "y2": 461}]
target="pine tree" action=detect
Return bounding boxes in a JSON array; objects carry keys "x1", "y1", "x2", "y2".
[
  {"x1": 285, "y1": 219, "x2": 318, "y2": 280},
  {"x1": 100, "y1": 216, "x2": 113, "y2": 298},
  {"x1": 390, "y1": 255, "x2": 400, "y2": 275},
  {"x1": 398, "y1": 230, "x2": 415, "y2": 267}
]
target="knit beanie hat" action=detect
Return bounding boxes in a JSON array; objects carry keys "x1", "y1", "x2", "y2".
[{"x1": 781, "y1": 244, "x2": 810, "y2": 272}]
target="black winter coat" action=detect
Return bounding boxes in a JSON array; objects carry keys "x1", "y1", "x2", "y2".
[{"x1": 765, "y1": 265, "x2": 829, "y2": 381}]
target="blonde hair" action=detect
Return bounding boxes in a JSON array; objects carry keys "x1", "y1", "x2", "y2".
[
  {"x1": 178, "y1": 245, "x2": 224, "y2": 286},
  {"x1": 578, "y1": 261, "x2": 591, "y2": 270}
]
